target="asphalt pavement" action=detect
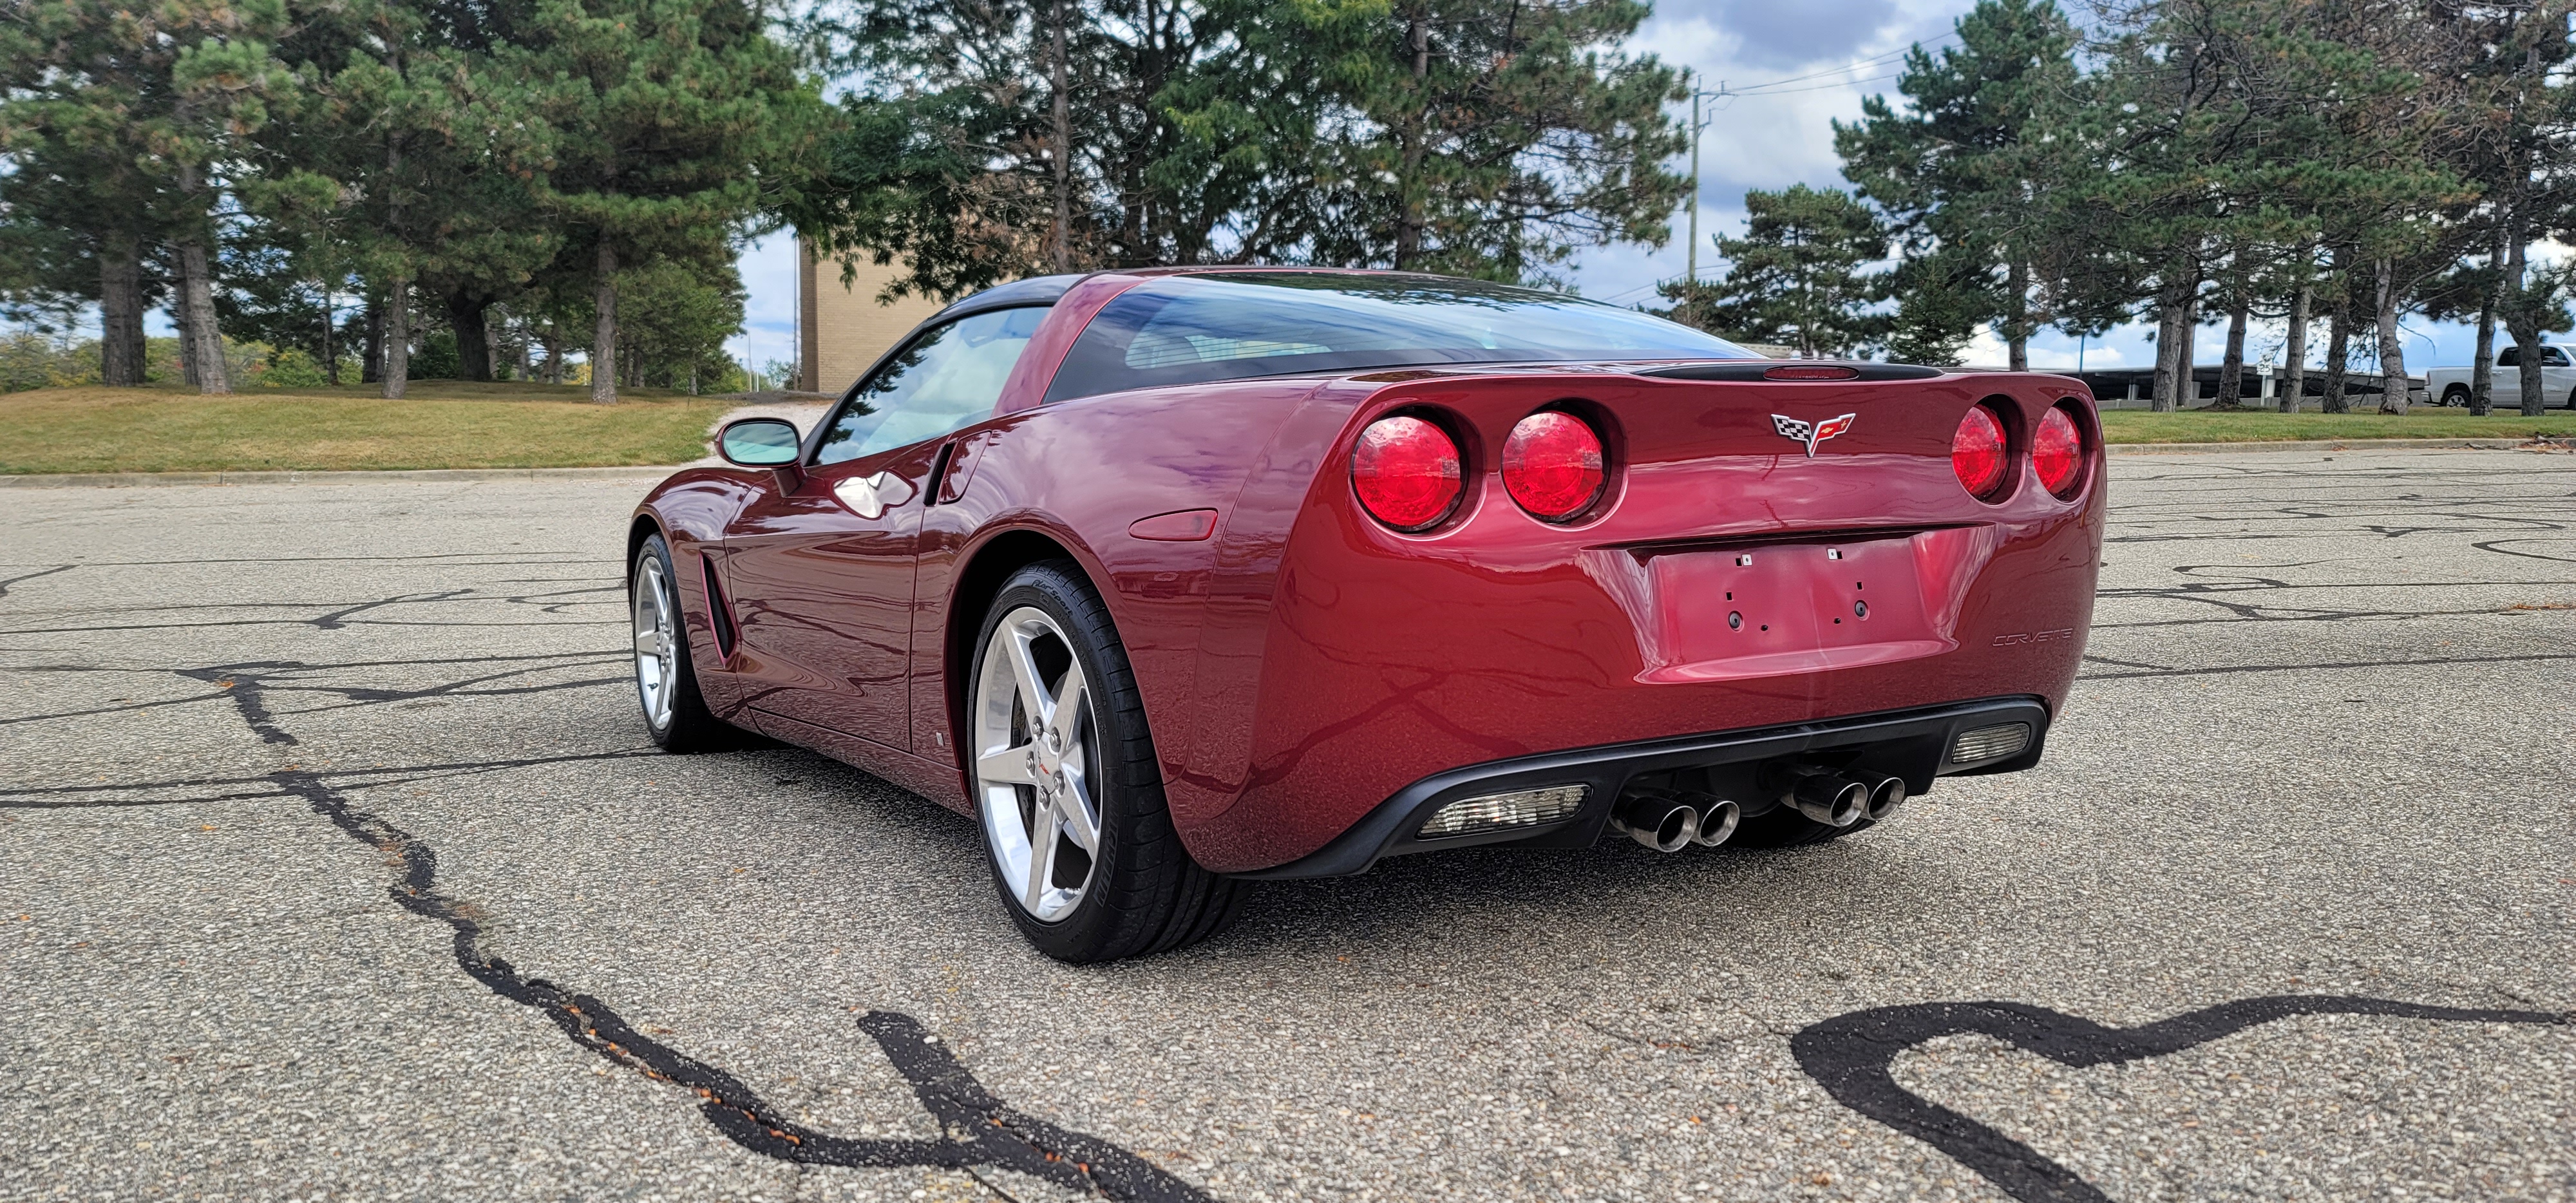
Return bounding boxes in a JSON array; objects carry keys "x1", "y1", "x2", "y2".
[{"x1": 2, "y1": 448, "x2": 2570, "y2": 1203}]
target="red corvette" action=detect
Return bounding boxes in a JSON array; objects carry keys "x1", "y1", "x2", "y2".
[{"x1": 627, "y1": 269, "x2": 2102, "y2": 961}]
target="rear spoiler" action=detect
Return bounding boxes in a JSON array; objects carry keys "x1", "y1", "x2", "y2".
[{"x1": 1636, "y1": 361, "x2": 1945, "y2": 383}]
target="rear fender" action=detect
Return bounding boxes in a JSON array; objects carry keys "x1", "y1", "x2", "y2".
[{"x1": 918, "y1": 379, "x2": 1329, "y2": 833}]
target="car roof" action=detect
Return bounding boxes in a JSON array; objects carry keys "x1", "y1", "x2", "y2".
[
  {"x1": 930, "y1": 274, "x2": 1088, "y2": 323},
  {"x1": 934, "y1": 267, "x2": 1496, "y2": 324}
]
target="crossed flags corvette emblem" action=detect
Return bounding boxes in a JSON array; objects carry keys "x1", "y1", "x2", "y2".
[{"x1": 1771, "y1": 412, "x2": 1857, "y2": 457}]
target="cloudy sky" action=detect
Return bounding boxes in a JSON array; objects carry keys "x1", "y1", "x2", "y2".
[{"x1": 735, "y1": 0, "x2": 2482, "y2": 379}]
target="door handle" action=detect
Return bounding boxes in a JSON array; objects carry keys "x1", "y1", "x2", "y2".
[{"x1": 831, "y1": 471, "x2": 914, "y2": 519}]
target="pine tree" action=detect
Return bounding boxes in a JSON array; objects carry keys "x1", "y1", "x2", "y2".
[
  {"x1": 1670, "y1": 184, "x2": 1888, "y2": 357},
  {"x1": 1835, "y1": 0, "x2": 2079, "y2": 372},
  {"x1": 798, "y1": 0, "x2": 1686, "y2": 294},
  {"x1": 1, "y1": 0, "x2": 296, "y2": 393},
  {"x1": 526, "y1": 0, "x2": 824, "y2": 403}
]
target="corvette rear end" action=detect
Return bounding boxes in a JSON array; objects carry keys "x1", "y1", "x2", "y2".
[
  {"x1": 1191, "y1": 361, "x2": 2103, "y2": 876},
  {"x1": 632, "y1": 265, "x2": 2101, "y2": 961}
]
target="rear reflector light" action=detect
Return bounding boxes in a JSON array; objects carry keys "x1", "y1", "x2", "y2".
[
  {"x1": 1352, "y1": 415, "x2": 1463, "y2": 530},
  {"x1": 1952, "y1": 404, "x2": 2009, "y2": 500},
  {"x1": 1764, "y1": 365, "x2": 1861, "y2": 381},
  {"x1": 1949, "y1": 723, "x2": 2032, "y2": 764},
  {"x1": 2032, "y1": 404, "x2": 2083, "y2": 498},
  {"x1": 1416, "y1": 784, "x2": 1588, "y2": 838},
  {"x1": 1501, "y1": 411, "x2": 1606, "y2": 521}
]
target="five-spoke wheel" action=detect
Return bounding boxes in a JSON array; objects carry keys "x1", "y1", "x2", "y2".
[
  {"x1": 627, "y1": 532, "x2": 738, "y2": 752},
  {"x1": 972, "y1": 605, "x2": 1104, "y2": 922},
  {"x1": 632, "y1": 553, "x2": 681, "y2": 734},
  {"x1": 966, "y1": 561, "x2": 1242, "y2": 961}
]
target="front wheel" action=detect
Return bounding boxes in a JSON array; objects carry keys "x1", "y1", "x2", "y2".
[
  {"x1": 967, "y1": 561, "x2": 1242, "y2": 962},
  {"x1": 630, "y1": 533, "x2": 742, "y2": 752}
]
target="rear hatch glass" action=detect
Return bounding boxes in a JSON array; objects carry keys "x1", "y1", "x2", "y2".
[{"x1": 1043, "y1": 272, "x2": 1757, "y2": 403}]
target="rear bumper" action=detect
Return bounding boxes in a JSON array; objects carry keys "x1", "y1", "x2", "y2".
[{"x1": 1232, "y1": 695, "x2": 2049, "y2": 880}]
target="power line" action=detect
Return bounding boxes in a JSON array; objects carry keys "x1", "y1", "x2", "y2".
[
  {"x1": 1728, "y1": 72, "x2": 1902, "y2": 99},
  {"x1": 1710, "y1": 32, "x2": 1959, "y2": 97}
]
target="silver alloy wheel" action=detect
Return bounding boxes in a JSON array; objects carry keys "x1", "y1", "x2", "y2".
[
  {"x1": 631, "y1": 555, "x2": 679, "y2": 732},
  {"x1": 971, "y1": 605, "x2": 1102, "y2": 922}
]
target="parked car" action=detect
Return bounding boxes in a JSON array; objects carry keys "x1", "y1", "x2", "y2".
[
  {"x1": 626, "y1": 269, "x2": 2104, "y2": 961},
  {"x1": 2428, "y1": 343, "x2": 2576, "y2": 408}
]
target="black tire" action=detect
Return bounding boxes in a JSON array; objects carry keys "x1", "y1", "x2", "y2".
[
  {"x1": 630, "y1": 533, "x2": 743, "y2": 753},
  {"x1": 2441, "y1": 385, "x2": 2470, "y2": 408},
  {"x1": 1723, "y1": 803, "x2": 1875, "y2": 849},
  {"x1": 969, "y1": 560, "x2": 1242, "y2": 962}
]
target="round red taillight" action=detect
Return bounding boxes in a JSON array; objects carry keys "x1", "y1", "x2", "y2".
[
  {"x1": 2032, "y1": 404, "x2": 2083, "y2": 498},
  {"x1": 1352, "y1": 415, "x2": 1463, "y2": 530},
  {"x1": 1952, "y1": 405, "x2": 2009, "y2": 500},
  {"x1": 1501, "y1": 411, "x2": 1605, "y2": 521}
]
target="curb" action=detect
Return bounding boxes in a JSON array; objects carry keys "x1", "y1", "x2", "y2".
[
  {"x1": 0, "y1": 465, "x2": 685, "y2": 489},
  {"x1": 2106, "y1": 437, "x2": 2566, "y2": 455}
]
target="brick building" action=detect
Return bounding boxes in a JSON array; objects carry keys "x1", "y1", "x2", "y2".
[{"x1": 797, "y1": 239, "x2": 946, "y2": 395}]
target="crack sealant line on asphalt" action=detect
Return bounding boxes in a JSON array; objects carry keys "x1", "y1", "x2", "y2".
[
  {"x1": 1792, "y1": 998, "x2": 2570, "y2": 1203},
  {"x1": 161, "y1": 658, "x2": 1216, "y2": 1203}
]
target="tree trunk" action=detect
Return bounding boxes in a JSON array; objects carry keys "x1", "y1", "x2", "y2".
[
  {"x1": 176, "y1": 238, "x2": 230, "y2": 394},
  {"x1": 98, "y1": 236, "x2": 147, "y2": 387},
  {"x1": 446, "y1": 291, "x2": 493, "y2": 381},
  {"x1": 173, "y1": 279, "x2": 198, "y2": 387},
  {"x1": 2506, "y1": 233, "x2": 2548, "y2": 417},
  {"x1": 1393, "y1": 15, "x2": 1431, "y2": 270},
  {"x1": 2472, "y1": 219, "x2": 2507, "y2": 415},
  {"x1": 2005, "y1": 258, "x2": 2029, "y2": 372},
  {"x1": 363, "y1": 299, "x2": 383, "y2": 384},
  {"x1": 592, "y1": 242, "x2": 620, "y2": 404},
  {"x1": 2321, "y1": 302, "x2": 2350, "y2": 415},
  {"x1": 2219, "y1": 296, "x2": 2248, "y2": 408},
  {"x1": 381, "y1": 138, "x2": 408, "y2": 398},
  {"x1": 2280, "y1": 282, "x2": 2308, "y2": 414},
  {"x1": 1050, "y1": 0, "x2": 1071, "y2": 272},
  {"x1": 542, "y1": 325, "x2": 561, "y2": 384},
  {"x1": 2150, "y1": 281, "x2": 2188, "y2": 413},
  {"x1": 2373, "y1": 259, "x2": 2409, "y2": 413},
  {"x1": 382, "y1": 279, "x2": 412, "y2": 399},
  {"x1": 2174, "y1": 296, "x2": 2198, "y2": 406}
]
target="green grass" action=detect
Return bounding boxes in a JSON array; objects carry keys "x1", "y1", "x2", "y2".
[
  {"x1": 0, "y1": 383, "x2": 733, "y2": 475},
  {"x1": 2098, "y1": 407, "x2": 2576, "y2": 444},
  {"x1": 12, "y1": 383, "x2": 2575, "y2": 475}
]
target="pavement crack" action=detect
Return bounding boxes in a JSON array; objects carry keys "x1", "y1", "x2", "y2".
[{"x1": 1791, "y1": 996, "x2": 2570, "y2": 1203}]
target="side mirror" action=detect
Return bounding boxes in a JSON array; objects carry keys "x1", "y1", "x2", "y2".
[{"x1": 717, "y1": 418, "x2": 801, "y2": 468}]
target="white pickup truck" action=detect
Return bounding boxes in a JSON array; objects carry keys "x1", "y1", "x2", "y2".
[{"x1": 2428, "y1": 343, "x2": 2576, "y2": 408}]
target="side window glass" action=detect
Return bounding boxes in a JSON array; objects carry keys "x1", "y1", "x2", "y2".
[
  {"x1": 2549, "y1": 347, "x2": 2571, "y2": 367},
  {"x1": 814, "y1": 306, "x2": 1048, "y2": 466},
  {"x1": 2499, "y1": 346, "x2": 2523, "y2": 368}
]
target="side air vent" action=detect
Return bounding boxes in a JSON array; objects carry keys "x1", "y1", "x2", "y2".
[
  {"x1": 1949, "y1": 722, "x2": 2032, "y2": 765},
  {"x1": 1638, "y1": 361, "x2": 1944, "y2": 383},
  {"x1": 701, "y1": 554, "x2": 740, "y2": 658}
]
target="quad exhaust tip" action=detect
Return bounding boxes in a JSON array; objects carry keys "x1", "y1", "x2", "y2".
[
  {"x1": 1690, "y1": 797, "x2": 1741, "y2": 848},
  {"x1": 1611, "y1": 791, "x2": 1741, "y2": 851},
  {"x1": 1865, "y1": 775, "x2": 1906, "y2": 822},
  {"x1": 1611, "y1": 793, "x2": 1699, "y2": 853},
  {"x1": 1790, "y1": 773, "x2": 1870, "y2": 828}
]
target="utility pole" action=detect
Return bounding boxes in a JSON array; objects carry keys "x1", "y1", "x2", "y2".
[
  {"x1": 1683, "y1": 75, "x2": 1727, "y2": 287},
  {"x1": 1687, "y1": 71, "x2": 1699, "y2": 284}
]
